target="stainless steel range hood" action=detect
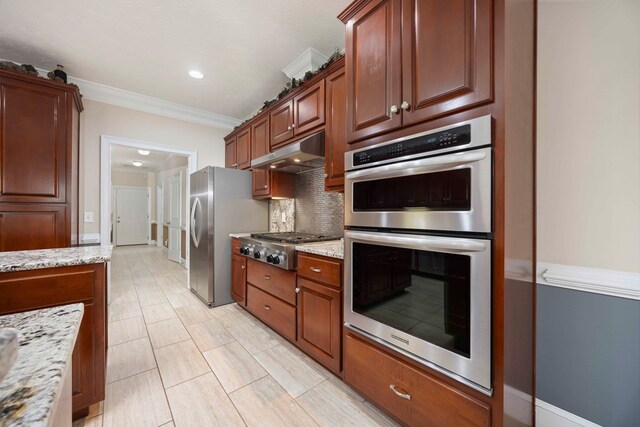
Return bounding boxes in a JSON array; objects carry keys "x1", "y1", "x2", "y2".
[{"x1": 251, "y1": 130, "x2": 324, "y2": 174}]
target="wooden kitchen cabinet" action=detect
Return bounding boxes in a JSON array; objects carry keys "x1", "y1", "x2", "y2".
[
  {"x1": 0, "y1": 70, "x2": 82, "y2": 250},
  {"x1": 225, "y1": 126, "x2": 251, "y2": 170},
  {"x1": 270, "y1": 80, "x2": 326, "y2": 149},
  {"x1": 251, "y1": 115, "x2": 270, "y2": 159},
  {"x1": 252, "y1": 170, "x2": 294, "y2": 199},
  {"x1": 345, "y1": 332, "x2": 491, "y2": 427},
  {"x1": 340, "y1": 0, "x2": 492, "y2": 143},
  {"x1": 296, "y1": 252, "x2": 343, "y2": 375},
  {"x1": 231, "y1": 254, "x2": 247, "y2": 306},
  {"x1": 0, "y1": 263, "x2": 107, "y2": 418},
  {"x1": 324, "y1": 66, "x2": 347, "y2": 192}
]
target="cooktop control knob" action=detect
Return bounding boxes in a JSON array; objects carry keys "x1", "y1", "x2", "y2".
[
  {"x1": 272, "y1": 255, "x2": 282, "y2": 265},
  {"x1": 254, "y1": 251, "x2": 262, "y2": 259},
  {"x1": 239, "y1": 246, "x2": 247, "y2": 255},
  {"x1": 266, "y1": 254, "x2": 274, "y2": 263}
]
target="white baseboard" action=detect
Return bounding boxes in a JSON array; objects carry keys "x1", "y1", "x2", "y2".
[
  {"x1": 538, "y1": 262, "x2": 640, "y2": 300},
  {"x1": 148, "y1": 240, "x2": 157, "y2": 245},
  {"x1": 536, "y1": 399, "x2": 601, "y2": 427},
  {"x1": 80, "y1": 233, "x2": 101, "y2": 244}
]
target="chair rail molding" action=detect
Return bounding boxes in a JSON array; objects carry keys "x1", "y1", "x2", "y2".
[{"x1": 537, "y1": 262, "x2": 640, "y2": 300}]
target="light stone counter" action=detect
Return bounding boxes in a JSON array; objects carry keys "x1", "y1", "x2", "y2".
[
  {"x1": 0, "y1": 246, "x2": 111, "y2": 273},
  {"x1": 0, "y1": 304, "x2": 84, "y2": 427},
  {"x1": 295, "y1": 239, "x2": 344, "y2": 260}
]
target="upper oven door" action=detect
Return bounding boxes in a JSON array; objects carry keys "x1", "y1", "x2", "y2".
[{"x1": 345, "y1": 147, "x2": 492, "y2": 233}]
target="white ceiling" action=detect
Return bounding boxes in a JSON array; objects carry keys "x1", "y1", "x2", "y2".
[
  {"x1": 111, "y1": 145, "x2": 186, "y2": 172},
  {"x1": 0, "y1": 0, "x2": 349, "y2": 120}
]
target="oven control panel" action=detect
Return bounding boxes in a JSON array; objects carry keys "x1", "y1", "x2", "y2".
[{"x1": 353, "y1": 124, "x2": 471, "y2": 167}]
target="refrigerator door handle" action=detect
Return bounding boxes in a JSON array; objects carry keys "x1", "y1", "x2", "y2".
[{"x1": 191, "y1": 197, "x2": 201, "y2": 248}]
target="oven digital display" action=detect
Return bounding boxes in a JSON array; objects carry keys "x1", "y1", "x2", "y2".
[
  {"x1": 352, "y1": 242, "x2": 471, "y2": 358},
  {"x1": 353, "y1": 124, "x2": 471, "y2": 167}
]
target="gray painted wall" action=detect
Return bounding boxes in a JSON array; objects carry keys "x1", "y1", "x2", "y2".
[{"x1": 536, "y1": 285, "x2": 640, "y2": 426}]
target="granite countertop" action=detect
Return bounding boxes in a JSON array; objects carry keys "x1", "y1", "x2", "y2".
[
  {"x1": 295, "y1": 239, "x2": 344, "y2": 260},
  {"x1": 0, "y1": 246, "x2": 112, "y2": 273},
  {"x1": 0, "y1": 304, "x2": 84, "y2": 427}
]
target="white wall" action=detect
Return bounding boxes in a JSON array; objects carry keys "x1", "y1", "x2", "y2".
[
  {"x1": 111, "y1": 170, "x2": 148, "y2": 187},
  {"x1": 537, "y1": 0, "x2": 640, "y2": 273},
  {"x1": 80, "y1": 99, "x2": 229, "y2": 237}
]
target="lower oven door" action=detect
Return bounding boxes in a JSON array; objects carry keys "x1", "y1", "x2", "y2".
[{"x1": 344, "y1": 229, "x2": 492, "y2": 393}]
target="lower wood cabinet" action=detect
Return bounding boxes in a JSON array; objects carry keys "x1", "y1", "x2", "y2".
[
  {"x1": 345, "y1": 331, "x2": 491, "y2": 427},
  {"x1": 246, "y1": 284, "x2": 296, "y2": 341},
  {"x1": 230, "y1": 254, "x2": 247, "y2": 306},
  {"x1": 296, "y1": 276, "x2": 342, "y2": 375},
  {"x1": 0, "y1": 263, "x2": 107, "y2": 419}
]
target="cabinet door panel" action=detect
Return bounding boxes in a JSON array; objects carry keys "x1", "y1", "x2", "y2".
[
  {"x1": 401, "y1": 0, "x2": 492, "y2": 124},
  {"x1": 270, "y1": 100, "x2": 294, "y2": 147},
  {"x1": 0, "y1": 204, "x2": 67, "y2": 250},
  {"x1": 345, "y1": 0, "x2": 402, "y2": 142},
  {"x1": 231, "y1": 255, "x2": 247, "y2": 305},
  {"x1": 225, "y1": 138, "x2": 236, "y2": 168},
  {"x1": 325, "y1": 67, "x2": 347, "y2": 191},
  {"x1": 294, "y1": 80, "x2": 325, "y2": 135},
  {"x1": 235, "y1": 128, "x2": 251, "y2": 170},
  {"x1": 296, "y1": 277, "x2": 342, "y2": 374},
  {"x1": 0, "y1": 80, "x2": 67, "y2": 202},
  {"x1": 252, "y1": 169, "x2": 270, "y2": 197},
  {"x1": 251, "y1": 116, "x2": 270, "y2": 160}
]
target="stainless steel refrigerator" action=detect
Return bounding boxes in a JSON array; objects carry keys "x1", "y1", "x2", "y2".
[{"x1": 189, "y1": 166, "x2": 268, "y2": 307}]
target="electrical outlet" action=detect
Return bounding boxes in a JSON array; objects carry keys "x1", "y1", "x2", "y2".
[
  {"x1": 281, "y1": 212, "x2": 286, "y2": 223},
  {"x1": 84, "y1": 211, "x2": 94, "y2": 223}
]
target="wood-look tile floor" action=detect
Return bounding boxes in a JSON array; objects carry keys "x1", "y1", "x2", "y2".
[{"x1": 73, "y1": 246, "x2": 399, "y2": 427}]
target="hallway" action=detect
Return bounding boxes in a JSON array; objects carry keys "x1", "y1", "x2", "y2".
[{"x1": 73, "y1": 246, "x2": 397, "y2": 427}]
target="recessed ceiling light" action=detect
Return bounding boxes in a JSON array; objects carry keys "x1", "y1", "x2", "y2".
[
  {"x1": 132, "y1": 161, "x2": 143, "y2": 167},
  {"x1": 269, "y1": 165, "x2": 277, "y2": 169},
  {"x1": 293, "y1": 158, "x2": 301, "y2": 163},
  {"x1": 188, "y1": 70, "x2": 205, "y2": 79},
  {"x1": 138, "y1": 149, "x2": 150, "y2": 156}
]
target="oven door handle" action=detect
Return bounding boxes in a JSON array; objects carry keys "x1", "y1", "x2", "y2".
[
  {"x1": 344, "y1": 230, "x2": 487, "y2": 253},
  {"x1": 345, "y1": 149, "x2": 488, "y2": 181}
]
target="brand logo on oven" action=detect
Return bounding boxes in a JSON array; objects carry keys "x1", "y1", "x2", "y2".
[{"x1": 391, "y1": 334, "x2": 409, "y2": 345}]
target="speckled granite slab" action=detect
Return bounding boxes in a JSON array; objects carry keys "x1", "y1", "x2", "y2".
[
  {"x1": 229, "y1": 233, "x2": 254, "y2": 238},
  {"x1": 0, "y1": 246, "x2": 111, "y2": 273},
  {"x1": 0, "y1": 304, "x2": 83, "y2": 427},
  {"x1": 295, "y1": 239, "x2": 344, "y2": 260}
]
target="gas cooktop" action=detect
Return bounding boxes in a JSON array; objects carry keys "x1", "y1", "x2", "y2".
[{"x1": 238, "y1": 232, "x2": 342, "y2": 270}]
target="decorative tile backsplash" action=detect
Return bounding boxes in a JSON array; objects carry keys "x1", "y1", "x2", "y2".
[{"x1": 269, "y1": 168, "x2": 344, "y2": 236}]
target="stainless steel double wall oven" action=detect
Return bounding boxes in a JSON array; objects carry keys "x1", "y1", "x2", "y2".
[{"x1": 344, "y1": 115, "x2": 493, "y2": 393}]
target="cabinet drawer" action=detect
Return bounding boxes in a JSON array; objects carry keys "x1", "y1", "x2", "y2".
[
  {"x1": 297, "y1": 253, "x2": 342, "y2": 288},
  {"x1": 247, "y1": 259, "x2": 296, "y2": 305},
  {"x1": 247, "y1": 284, "x2": 295, "y2": 341},
  {"x1": 345, "y1": 333, "x2": 490, "y2": 427}
]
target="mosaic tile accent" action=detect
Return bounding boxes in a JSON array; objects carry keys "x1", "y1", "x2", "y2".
[{"x1": 294, "y1": 168, "x2": 344, "y2": 236}]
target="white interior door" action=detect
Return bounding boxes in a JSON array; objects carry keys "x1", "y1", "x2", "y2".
[
  {"x1": 168, "y1": 172, "x2": 181, "y2": 262},
  {"x1": 116, "y1": 187, "x2": 149, "y2": 246}
]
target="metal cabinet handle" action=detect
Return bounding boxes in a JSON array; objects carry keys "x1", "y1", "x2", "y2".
[
  {"x1": 291, "y1": 123, "x2": 296, "y2": 128},
  {"x1": 390, "y1": 104, "x2": 399, "y2": 114},
  {"x1": 263, "y1": 305, "x2": 271, "y2": 311},
  {"x1": 295, "y1": 287, "x2": 300, "y2": 294},
  {"x1": 400, "y1": 101, "x2": 410, "y2": 110},
  {"x1": 264, "y1": 275, "x2": 271, "y2": 280},
  {"x1": 264, "y1": 185, "x2": 268, "y2": 189},
  {"x1": 287, "y1": 125, "x2": 292, "y2": 130},
  {"x1": 389, "y1": 384, "x2": 411, "y2": 400},
  {"x1": 241, "y1": 265, "x2": 245, "y2": 270},
  {"x1": 310, "y1": 267, "x2": 322, "y2": 273}
]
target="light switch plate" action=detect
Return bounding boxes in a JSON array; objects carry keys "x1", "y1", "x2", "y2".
[
  {"x1": 84, "y1": 211, "x2": 94, "y2": 223},
  {"x1": 281, "y1": 212, "x2": 286, "y2": 223}
]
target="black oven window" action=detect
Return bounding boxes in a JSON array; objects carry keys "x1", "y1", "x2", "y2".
[
  {"x1": 353, "y1": 169, "x2": 471, "y2": 211},
  {"x1": 352, "y1": 242, "x2": 471, "y2": 357}
]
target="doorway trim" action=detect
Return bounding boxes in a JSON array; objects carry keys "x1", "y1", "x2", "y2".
[{"x1": 100, "y1": 135, "x2": 197, "y2": 268}]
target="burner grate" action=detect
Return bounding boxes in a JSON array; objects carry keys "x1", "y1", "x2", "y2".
[{"x1": 250, "y1": 232, "x2": 342, "y2": 244}]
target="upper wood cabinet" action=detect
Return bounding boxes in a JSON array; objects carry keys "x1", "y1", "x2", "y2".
[
  {"x1": 251, "y1": 115, "x2": 270, "y2": 160},
  {"x1": 324, "y1": 67, "x2": 347, "y2": 192},
  {"x1": 225, "y1": 127, "x2": 251, "y2": 170},
  {"x1": 342, "y1": 0, "x2": 492, "y2": 143},
  {"x1": 0, "y1": 70, "x2": 82, "y2": 251},
  {"x1": 270, "y1": 80, "x2": 326, "y2": 148},
  {"x1": 252, "y1": 170, "x2": 294, "y2": 199}
]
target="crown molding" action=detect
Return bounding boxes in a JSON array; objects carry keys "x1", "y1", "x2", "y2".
[
  {"x1": 5, "y1": 60, "x2": 243, "y2": 130},
  {"x1": 538, "y1": 262, "x2": 640, "y2": 300},
  {"x1": 282, "y1": 47, "x2": 329, "y2": 80}
]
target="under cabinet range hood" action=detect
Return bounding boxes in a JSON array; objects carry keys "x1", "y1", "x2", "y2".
[{"x1": 251, "y1": 130, "x2": 324, "y2": 174}]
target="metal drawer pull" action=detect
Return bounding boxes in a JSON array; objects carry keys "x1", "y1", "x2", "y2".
[
  {"x1": 310, "y1": 267, "x2": 322, "y2": 273},
  {"x1": 264, "y1": 275, "x2": 271, "y2": 280},
  {"x1": 263, "y1": 305, "x2": 271, "y2": 311},
  {"x1": 295, "y1": 287, "x2": 300, "y2": 294},
  {"x1": 241, "y1": 265, "x2": 245, "y2": 270},
  {"x1": 389, "y1": 384, "x2": 411, "y2": 400}
]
